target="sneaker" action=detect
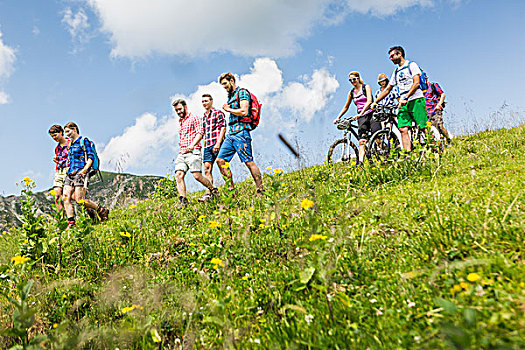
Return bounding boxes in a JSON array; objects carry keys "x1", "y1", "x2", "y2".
[
  {"x1": 66, "y1": 220, "x2": 76, "y2": 230},
  {"x1": 97, "y1": 207, "x2": 110, "y2": 222},
  {"x1": 197, "y1": 193, "x2": 211, "y2": 203},
  {"x1": 177, "y1": 196, "x2": 189, "y2": 209},
  {"x1": 210, "y1": 187, "x2": 220, "y2": 199}
]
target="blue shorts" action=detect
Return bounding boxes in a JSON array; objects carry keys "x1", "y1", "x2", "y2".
[
  {"x1": 203, "y1": 145, "x2": 219, "y2": 163},
  {"x1": 216, "y1": 129, "x2": 254, "y2": 163}
]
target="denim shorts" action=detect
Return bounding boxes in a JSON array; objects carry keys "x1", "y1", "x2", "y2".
[
  {"x1": 203, "y1": 145, "x2": 219, "y2": 163},
  {"x1": 216, "y1": 129, "x2": 253, "y2": 163}
]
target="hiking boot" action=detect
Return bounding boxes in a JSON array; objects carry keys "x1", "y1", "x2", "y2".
[
  {"x1": 66, "y1": 220, "x2": 76, "y2": 230},
  {"x1": 97, "y1": 207, "x2": 110, "y2": 222},
  {"x1": 87, "y1": 208, "x2": 99, "y2": 224},
  {"x1": 210, "y1": 187, "x2": 219, "y2": 199},
  {"x1": 177, "y1": 196, "x2": 189, "y2": 209},
  {"x1": 197, "y1": 193, "x2": 211, "y2": 203}
]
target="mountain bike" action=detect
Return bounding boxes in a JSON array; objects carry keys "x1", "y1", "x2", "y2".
[
  {"x1": 327, "y1": 118, "x2": 359, "y2": 165},
  {"x1": 408, "y1": 120, "x2": 444, "y2": 153},
  {"x1": 366, "y1": 105, "x2": 402, "y2": 165}
]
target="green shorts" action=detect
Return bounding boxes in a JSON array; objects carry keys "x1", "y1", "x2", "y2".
[{"x1": 397, "y1": 97, "x2": 428, "y2": 129}]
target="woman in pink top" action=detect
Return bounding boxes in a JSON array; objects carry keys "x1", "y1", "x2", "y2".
[{"x1": 334, "y1": 71, "x2": 381, "y2": 165}]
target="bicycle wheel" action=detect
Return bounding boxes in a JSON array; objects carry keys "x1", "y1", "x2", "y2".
[
  {"x1": 368, "y1": 130, "x2": 401, "y2": 165},
  {"x1": 327, "y1": 138, "x2": 358, "y2": 165}
]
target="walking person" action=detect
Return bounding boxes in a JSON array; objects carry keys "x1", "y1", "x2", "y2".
[
  {"x1": 216, "y1": 73, "x2": 263, "y2": 196},
  {"x1": 198, "y1": 94, "x2": 226, "y2": 202},
  {"x1": 172, "y1": 99, "x2": 218, "y2": 209},
  {"x1": 372, "y1": 46, "x2": 428, "y2": 151},
  {"x1": 333, "y1": 71, "x2": 379, "y2": 165},
  {"x1": 425, "y1": 81, "x2": 451, "y2": 143},
  {"x1": 62, "y1": 122, "x2": 109, "y2": 229},
  {"x1": 48, "y1": 124, "x2": 70, "y2": 213}
]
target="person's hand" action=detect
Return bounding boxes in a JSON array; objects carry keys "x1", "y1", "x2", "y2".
[
  {"x1": 370, "y1": 102, "x2": 377, "y2": 110},
  {"x1": 399, "y1": 98, "x2": 407, "y2": 106},
  {"x1": 352, "y1": 115, "x2": 360, "y2": 121},
  {"x1": 53, "y1": 156, "x2": 58, "y2": 164},
  {"x1": 222, "y1": 104, "x2": 230, "y2": 112},
  {"x1": 333, "y1": 118, "x2": 340, "y2": 124},
  {"x1": 436, "y1": 103, "x2": 443, "y2": 111},
  {"x1": 213, "y1": 145, "x2": 221, "y2": 153},
  {"x1": 186, "y1": 146, "x2": 195, "y2": 153},
  {"x1": 78, "y1": 168, "x2": 87, "y2": 176}
]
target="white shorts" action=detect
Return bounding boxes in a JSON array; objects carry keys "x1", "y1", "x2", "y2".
[
  {"x1": 174, "y1": 149, "x2": 202, "y2": 173},
  {"x1": 53, "y1": 167, "x2": 69, "y2": 188}
]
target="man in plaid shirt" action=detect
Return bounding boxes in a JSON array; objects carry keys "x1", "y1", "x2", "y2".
[
  {"x1": 215, "y1": 72, "x2": 264, "y2": 196},
  {"x1": 173, "y1": 99, "x2": 218, "y2": 208},
  {"x1": 48, "y1": 124, "x2": 69, "y2": 212},
  {"x1": 198, "y1": 94, "x2": 226, "y2": 202}
]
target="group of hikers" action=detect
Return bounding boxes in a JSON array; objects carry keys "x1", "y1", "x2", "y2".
[
  {"x1": 334, "y1": 45, "x2": 450, "y2": 165},
  {"x1": 48, "y1": 45, "x2": 450, "y2": 227}
]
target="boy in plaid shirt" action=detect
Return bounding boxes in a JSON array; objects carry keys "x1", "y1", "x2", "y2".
[
  {"x1": 48, "y1": 124, "x2": 69, "y2": 213},
  {"x1": 198, "y1": 94, "x2": 226, "y2": 202},
  {"x1": 172, "y1": 99, "x2": 219, "y2": 208}
]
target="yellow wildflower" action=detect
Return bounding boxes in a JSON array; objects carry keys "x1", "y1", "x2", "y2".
[
  {"x1": 467, "y1": 273, "x2": 481, "y2": 282},
  {"x1": 53, "y1": 323, "x2": 58, "y2": 329},
  {"x1": 129, "y1": 204, "x2": 137, "y2": 209},
  {"x1": 426, "y1": 121, "x2": 432, "y2": 128},
  {"x1": 209, "y1": 221, "x2": 221, "y2": 229},
  {"x1": 300, "y1": 198, "x2": 314, "y2": 210},
  {"x1": 77, "y1": 199, "x2": 85, "y2": 204},
  {"x1": 266, "y1": 166, "x2": 272, "y2": 171},
  {"x1": 453, "y1": 284, "x2": 462, "y2": 292},
  {"x1": 273, "y1": 168, "x2": 283, "y2": 175},
  {"x1": 23, "y1": 176, "x2": 33, "y2": 183},
  {"x1": 220, "y1": 162, "x2": 230, "y2": 169},
  {"x1": 49, "y1": 189, "x2": 57, "y2": 196},
  {"x1": 309, "y1": 234, "x2": 328, "y2": 242},
  {"x1": 120, "y1": 231, "x2": 131, "y2": 238},
  {"x1": 198, "y1": 215, "x2": 206, "y2": 222},
  {"x1": 11, "y1": 255, "x2": 30, "y2": 265},
  {"x1": 259, "y1": 224, "x2": 266, "y2": 229},
  {"x1": 122, "y1": 304, "x2": 142, "y2": 314},
  {"x1": 210, "y1": 258, "x2": 225, "y2": 267},
  {"x1": 242, "y1": 276, "x2": 249, "y2": 280},
  {"x1": 460, "y1": 282, "x2": 469, "y2": 289},
  {"x1": 248, "y1": 207, "x2": 254, "y2": 212}
]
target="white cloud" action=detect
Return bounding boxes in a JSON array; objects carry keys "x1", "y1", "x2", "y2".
[
  {"x1": 62, "y1": 7, "x2": 92, "y2": 50},
  {"x1": 0, "y1": 32, "x2": 16, "y2": 104},
  {"x1": 85, "y1": 0, "x2": 450, "y2": 59},
  {"x1": 102, "y1": 58, "x2": 338, "y2": 172}
]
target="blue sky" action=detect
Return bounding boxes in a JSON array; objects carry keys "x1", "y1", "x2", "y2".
[{"x1": 0, "y1": 0, "x2": 523, "y2": 196}]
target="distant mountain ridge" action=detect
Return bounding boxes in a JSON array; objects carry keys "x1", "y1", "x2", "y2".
[{"x1": 0, "y1": 171, "x2": 163, "y2": 231}]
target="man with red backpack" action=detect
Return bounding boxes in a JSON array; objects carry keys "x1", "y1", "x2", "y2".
[
  {"x1": 424, "y1": 82, "x2": 451, "y2": 143},
  {"x1": 216, "y1": 72, "x2": 263, "y2": 196}
]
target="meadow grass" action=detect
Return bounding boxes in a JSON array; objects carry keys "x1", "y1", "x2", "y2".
[{"x1": 0, "y1": 126, "x2": 524, "y2": 349}]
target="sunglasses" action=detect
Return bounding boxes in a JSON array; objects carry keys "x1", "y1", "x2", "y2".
[
  {"x1": 389, "y1": 52, "x2": 399, "y2": 59},
  {"x1": 348, "y1": 77, "x2": 358, "y2": 82}
]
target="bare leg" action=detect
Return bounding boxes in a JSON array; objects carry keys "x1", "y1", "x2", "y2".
[
  {"x1": 54, "y1": 186, "x2": 64, "y2": 213},
  {"x1": 192, "y1": 172, "x2": 214, "y2": 190},
  {"x1": 175, "y1": 170, "x2": 187, "y2": 198},
  {"x1": 216, "y1": 158, "x2": 234, "y2": 190},
  {"x1": 399, "y1": 126, "x2": 411, "y2": 151},
  {"x1": 63, "y1": 185, "x2": 75, "y2": 218},
  {"x1": 244, "y1": 161, "x2": 263, "y2": 191},
  {"x1": 437, "y1": 122, "x2": 451, "y2": 141},
  {"x1": 358, "y1": 139, "x2": 366, "y2": 163},
  {"x1": 203, "y1": 162, "x2": 213, "y2": 194}
]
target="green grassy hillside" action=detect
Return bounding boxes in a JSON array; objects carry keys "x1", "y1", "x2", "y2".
[{"x1": 1, "y1": 126, "x2": 524, "y2": 349}]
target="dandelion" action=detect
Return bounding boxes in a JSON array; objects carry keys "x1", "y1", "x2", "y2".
[
  {"x1": 120, "y1": 232, "x2": 131, "y2": 238},
  {"x1": 460, "y1": 282, "x2": 469, "y2": 290},
  {"x1": 248, "y1": 207, "x2": 254, "y2": 212},
  {"x1": 198, "y1": 215, "x2": 206, "y2": 222},
  {"x1": 453, "y1": 284, "x2": 462, "y2": 292},
  {"x1": 129, "y1": 204, "x2": 137, "y2": 209},
  {"x1": 53, "y1": 323, "x2": 58, "y2": 329},
  {"x1": 220, "y1": 162, "x2": 230, "y2": 169},
  {"x1": 241, "y1": 275, "x2": 249, "y2": 280},
  {"x1": 426, "y1": 121, "x2": 432, "y2": 128},
  {"x1": 467, "y1": 272, "x2": 481, "y2": 282},
  {"x1": 259, "y1": 224, "x2": 266, "y2": 229},
  {"x1": 300, "y1": 198, "x2": 314, "y2": 210},
  {"x1": 210, "y1": 258, "x2": 225, "y2": 267},
  {"x1": 122, "y1": 304, "x2": 143, "y2": 314},
  {"x1": 266, "y1": 166, "x2": 272, "y2": 171},
  {"x1": 309, "y1": 234, "x2": 328, "y2": 242},
  {"x1": 209, "y1": 221, "x2": 221, "y2": 229},
  {"x1": 77, "y1": 199, "x2": 85, "y2": 204},
  {"x1": 49, "y1": 189, "x2": 57, "y2": 196},
  {"x1": 273, "y1": 168, "x2": 283, "y2": 175},
  {"x1": 11, "y1": 255, "x2": 30, "y2": 265}
]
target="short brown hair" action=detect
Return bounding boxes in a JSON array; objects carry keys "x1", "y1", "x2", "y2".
[
  {"x1": 219, "y1": 72, "x2": 235, "y2": 83},
  {"x1": 64, "y1": 122, "x2": 79, "y2": 133},
  {"x1": 202, "y1": 94, "x2": 213, "y2": 100},
  {"x1": 172, "y1": 99, "x2": 187, "y2": 107},
  {"x1": 48, "y1": 124, "x2": 63, "y2": 134}
]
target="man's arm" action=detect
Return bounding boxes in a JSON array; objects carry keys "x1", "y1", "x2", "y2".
[
  {"x1": 223, "y1": 99, "x2": 249, "y2": 117},
  {"x1": 186, "y1": 133, "x2": 203, "y2": 153},
  {"x1": 213, "y1": 127, "x2": 226, "y2": 153},
  {"x1": 371, "y1": 84, "x2": 393, "y2": 109}
]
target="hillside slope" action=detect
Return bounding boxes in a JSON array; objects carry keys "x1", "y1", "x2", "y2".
[{"x1": 0, "y1": 126, "x2": 524, "y2": 349}]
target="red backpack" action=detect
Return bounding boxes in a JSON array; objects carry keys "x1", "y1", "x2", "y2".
[{"x1": 236, "y1": 88, "x2": 262, "y2": 129}]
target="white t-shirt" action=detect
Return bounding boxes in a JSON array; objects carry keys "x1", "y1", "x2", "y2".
[{"x1": 389, "y1": 61, "x2": 424, "y2": 101}]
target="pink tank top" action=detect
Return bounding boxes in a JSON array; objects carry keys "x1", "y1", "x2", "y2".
[{"x1": 353, "y1": 85, "x2": 373, "y2": 115}]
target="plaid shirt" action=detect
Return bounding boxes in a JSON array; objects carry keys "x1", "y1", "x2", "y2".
[
  {"x1": 203, "y1": 108, "x2": 226, "y2": 148},
  {"x1": 424, "y1": 82, "x2": 445, "y2": 116},
  {"x1": 375, "y1": 87, "x2": 399, "y2": 108},
  {"x1": 227, "y1": 87, "x2": 251, "y2": 134},
  {"x1": 67, "y1": 136, "x2": 95, "y2": 174},
  {"x1": 54, "y1": 142, "x2": 69, "y2": 170},
  {"x1": 178, "y1": 112, "x2": 203, "y2": 154}
]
